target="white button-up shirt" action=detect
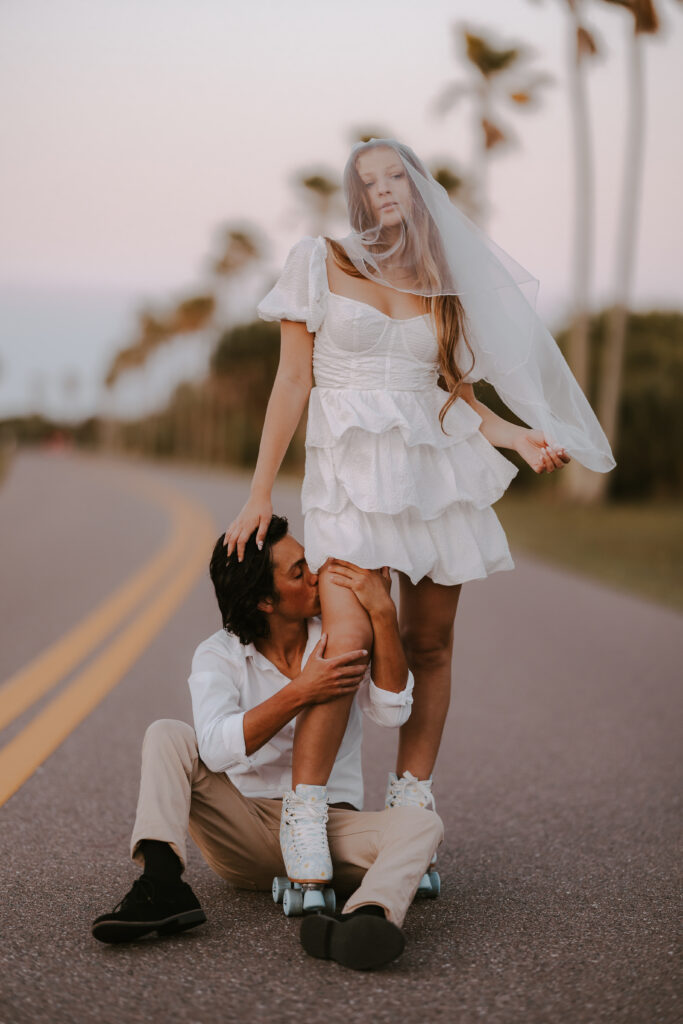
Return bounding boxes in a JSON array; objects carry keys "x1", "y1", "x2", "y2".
[{"x1": 188, "y1": 616, "x2": 414, "y2": 809}]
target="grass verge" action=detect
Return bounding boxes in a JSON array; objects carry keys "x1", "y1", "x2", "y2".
[{"x1": 496, "y1": 495, "x2": 683, "y2": 612}]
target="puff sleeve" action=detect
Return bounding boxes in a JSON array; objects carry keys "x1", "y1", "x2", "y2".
[{"x1": 256, "y1": 236, "x2": 327, "y2": 335}]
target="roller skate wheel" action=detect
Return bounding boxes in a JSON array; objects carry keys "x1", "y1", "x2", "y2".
[
  {"x1": 302, "y1": 888, "x2": 326, "y2": 913},
  {"x1": 272, "y1": 877, "x2": 292, "y2": 904},
  {"x1": 425, "y1": 870, "x2": 440, "y2": 897},
  {"x1": 416, "y1": 870, "x2": 441, "y2": 898},
  {"x1": 282, "y1": 887, "x2": 304, "y2": 916},
  {"x1": 323, "y1": 887, "x2": 336, "y2": 912}
]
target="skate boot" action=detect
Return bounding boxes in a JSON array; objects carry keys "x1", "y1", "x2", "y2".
[
  {"x1": 385, "y1": 770, "x2": 440, "y2": 898},
  {"x1": 385, "y1": 770, "x2": 435, "y2": 812},
  {"x1": 273, "y1": 783, "x2": 336, "y2": 916}
]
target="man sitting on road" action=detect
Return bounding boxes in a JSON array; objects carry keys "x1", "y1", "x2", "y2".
[{"x1": 91, "y1": 514, "x2": 443, "y2": 971}]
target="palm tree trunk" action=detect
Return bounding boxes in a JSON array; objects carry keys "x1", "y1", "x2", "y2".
[
  {"x1": 589, "y1": 28, "x2": 645, "y2": 503},
  {"x1": 566, "y1": 2, "x2": 593, "y2": 394},
  {"x1": 561, "y1": 0, "x2": 597, "y2": 500},
  {"x1": 472, "y1": 79, "x2": 489, "y2": 229}
]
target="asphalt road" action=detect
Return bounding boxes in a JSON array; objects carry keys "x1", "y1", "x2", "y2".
[{"x1": 0, "y1": 449, "x2": 680, "y2": 1024}]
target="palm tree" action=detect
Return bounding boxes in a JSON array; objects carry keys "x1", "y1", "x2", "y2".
[
  {"x1": 434, "y1": 24, "x2": 553, "y2": 229},
  {"x1": 205, "y1": 224, "x2": 263, "y2": 461},
  {"x1": 431, "y1": 162, "x2": 480, "y2": 220},
  {"x1": 293, "y1": 169, "x2": 342, "y2": 237},
  {"x1": 103, "y1": 221, "x2": 261, "y2": 462},
  {"x1": 586, "y1": 0, "x2": 663, "y2": 502},
  {"x1": 529, "y1": 0, "x2": 601, "y2": 499},
  {"x1": 349, "y1": 126, "x2": 395, "y2": 144},
  {"x1": 208, "y1": 223, "x2": 263, "y2": 330},
  {"x1": 104, "y1": 295, "x2": 215, "y2": 455}
]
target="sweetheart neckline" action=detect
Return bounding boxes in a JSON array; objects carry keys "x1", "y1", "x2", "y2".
[{"x1": 326, "y1": 291, "x2": 431, "y2": 324}]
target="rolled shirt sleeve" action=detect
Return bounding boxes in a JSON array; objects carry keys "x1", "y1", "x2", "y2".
[
  {"x1": 356, "y1": 669, "x2": 414, "y2": 728},
  {"x1": 188, "y1": 649, "x2": 254, "y2": 773}
]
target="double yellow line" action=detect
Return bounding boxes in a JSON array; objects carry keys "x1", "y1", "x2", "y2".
[{"x1": 0, "y1": 471, "x2": 217, "y2": 807}]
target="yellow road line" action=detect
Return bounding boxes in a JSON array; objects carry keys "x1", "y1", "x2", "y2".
[
  {"x1": 0, "y1": 481, "x2": 202, "y2": 733},
  {"x1": 0, "y1": 519, "x2": 216, "y2": 807}
]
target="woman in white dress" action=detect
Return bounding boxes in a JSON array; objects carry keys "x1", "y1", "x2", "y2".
[{"x1": 224, "y1": 139, "x2": 614, "y2": 884}]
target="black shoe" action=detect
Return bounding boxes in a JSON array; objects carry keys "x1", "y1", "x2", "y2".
[
  {"x1": 300, "y1": 909, "x2": 405, "y2": 971},
  {"x1": 91, "y1": 875, "x2": 206, "y2": 944}
]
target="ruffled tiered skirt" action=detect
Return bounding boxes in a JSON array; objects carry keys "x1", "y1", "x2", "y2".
[{"x1": 302, "y1": 387, "x2": 519, "y2": 586}]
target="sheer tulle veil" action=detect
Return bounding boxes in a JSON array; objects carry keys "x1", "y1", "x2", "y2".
[{"x1": 332, "y1": 138, "x2": 615, "y2": 474}]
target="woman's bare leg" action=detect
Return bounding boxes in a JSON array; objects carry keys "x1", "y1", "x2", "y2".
[
  {"x1": 291, "y1": 562, "x2": 373, "y2": 787},
  {"x1": 396, "y1": 574, "x2": 462, "y2": 779}
]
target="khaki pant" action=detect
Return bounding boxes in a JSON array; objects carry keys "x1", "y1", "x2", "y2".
[{"x1": 130, "y1": 719, "x2": 444, "y2": 928}]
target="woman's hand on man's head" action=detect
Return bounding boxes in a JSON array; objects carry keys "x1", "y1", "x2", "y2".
[{"x1": 223, "y1": 495, "x2": 273, "y2": 562}]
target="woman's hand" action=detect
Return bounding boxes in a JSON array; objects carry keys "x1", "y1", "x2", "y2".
[
  {"x1": 328, "y1": 561, "x2": 396, "y2": 619},
  {"x1": 223, "y1": 494, "x2": 273, "y2": 562},
  {"x1": 515, "y1": 429, "x2": 571, "y2": 474}
]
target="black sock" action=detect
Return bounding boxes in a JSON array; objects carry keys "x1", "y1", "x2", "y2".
[
  {"x1": 345, "y1": 904, "x2": 386, "y2": 920},
  {"x1": 139, "y1": 840, "x2": 183, "y2": 887}
]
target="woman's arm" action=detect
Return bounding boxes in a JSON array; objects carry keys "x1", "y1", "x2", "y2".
[
  {"x1": 225, "y1": 321, "x2": 314, "y2": 559},
  {"x1": 459, "y1": 383, "x2": 570, "y2": 474}
]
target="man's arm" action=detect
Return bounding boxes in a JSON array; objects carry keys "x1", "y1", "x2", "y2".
[
  {"x1": 191, "y1": 639, "x2": 367, "y2": 769},
  {"x1": 242, "y1": 636, "x2": 368, "y2": 755}
]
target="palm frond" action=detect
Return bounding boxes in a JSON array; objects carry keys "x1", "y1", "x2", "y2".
[
  {"x1": 601, "y1": 0, "x2": 659, "y2": 33},
  {"x1": 577, "y1": 25, "x2": 599, "y2": 58},
  {"x1": 464, "y1": 32, "x2": 522, "y2": 77},
  {"x1": 432, "y1": 80, "x2": 471, "y2": 116}
]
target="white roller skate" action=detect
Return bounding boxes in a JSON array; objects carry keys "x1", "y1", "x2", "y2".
[
  {"x1": 385, "y1": 770, "x2": 436, "y2": 812},
  {"x1": 385, "y1": 770, "x2": 440, "y2": 899},
  {"x1": 273, "y1": 784, "x2": 336, "y2": 917}
]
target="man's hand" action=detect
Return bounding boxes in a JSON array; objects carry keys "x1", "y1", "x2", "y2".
[
  {"x1": 328, "y1": 561, "x2": 396, "y2": 620},
  {"x1": 291, "y1": 633, "x2": 368, "y2": 706}
]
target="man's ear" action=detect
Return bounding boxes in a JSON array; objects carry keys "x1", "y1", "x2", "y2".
[{"x1": 257, "y1": 597, "x2": 275, "y2": 615}]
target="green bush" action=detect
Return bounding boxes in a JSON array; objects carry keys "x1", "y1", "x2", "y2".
[{"x1": 476, "y1": 309, "x2": 682, "y2": 500}]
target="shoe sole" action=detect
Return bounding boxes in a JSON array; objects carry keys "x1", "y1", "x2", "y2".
[
  {"x1": 300, "y1": 913, "x2": 405, "y2": 971},
  {"x1": 92, "y1": 908, "x2": 207, "y2": 944},
  {"x1": 287, "y1": 877, "x2": 332, "y2": 885}
]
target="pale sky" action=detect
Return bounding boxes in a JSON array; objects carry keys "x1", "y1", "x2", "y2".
[{"x1": 1, "y1": 0, "x2": 682, "y2": 417}]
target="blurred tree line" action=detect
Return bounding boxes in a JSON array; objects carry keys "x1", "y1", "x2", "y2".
[
  {"x1": 2, "y1": 7, "x2": 680, "y2": 508},
  {"x1": 477, "y1": 308, "x2": 683, "y2": 500},
  {"x1": 5, "y1": 307, "x2": 677, "y2": 501}
]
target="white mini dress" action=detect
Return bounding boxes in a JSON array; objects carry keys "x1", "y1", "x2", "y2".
[{"x1": 257, "y1": 236, "x2": 519, "y2": 586}]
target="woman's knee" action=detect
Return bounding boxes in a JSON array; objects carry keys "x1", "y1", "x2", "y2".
[
  {"x1": 400, "y1": 625, "x2": 452, "y2": 670},
  {"x1": 321, "y1": 608, "x2": 373, "y2": 656},
  {"x1": 319, "y1": 567, "x2": 374, "y2": 654}
]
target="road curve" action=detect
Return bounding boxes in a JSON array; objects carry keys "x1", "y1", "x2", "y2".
[{"x1": 0, "y1": 449, "x2": 680, "y2": 1024}]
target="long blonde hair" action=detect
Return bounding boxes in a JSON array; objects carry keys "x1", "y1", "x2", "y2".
[{"x1": 332, "y1": 140, "x2": 476, "y2": 429}]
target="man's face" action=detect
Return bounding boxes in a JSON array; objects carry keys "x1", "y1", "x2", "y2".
[{"x1": 268, "y1": 534, "x2": 320, "y2": 621}]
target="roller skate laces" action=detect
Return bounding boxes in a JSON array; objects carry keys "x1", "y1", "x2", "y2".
[
  {"x1": 385, "y1": 770, "x2": 436, "y2": 811},
  {"x1": 280, "y1": 784, "x2": 333, "y2": 884}
]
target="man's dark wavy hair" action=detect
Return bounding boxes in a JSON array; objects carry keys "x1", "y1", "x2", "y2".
[{"x1": 209, "y1": 515, "x2": 289, "y2": 645}]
